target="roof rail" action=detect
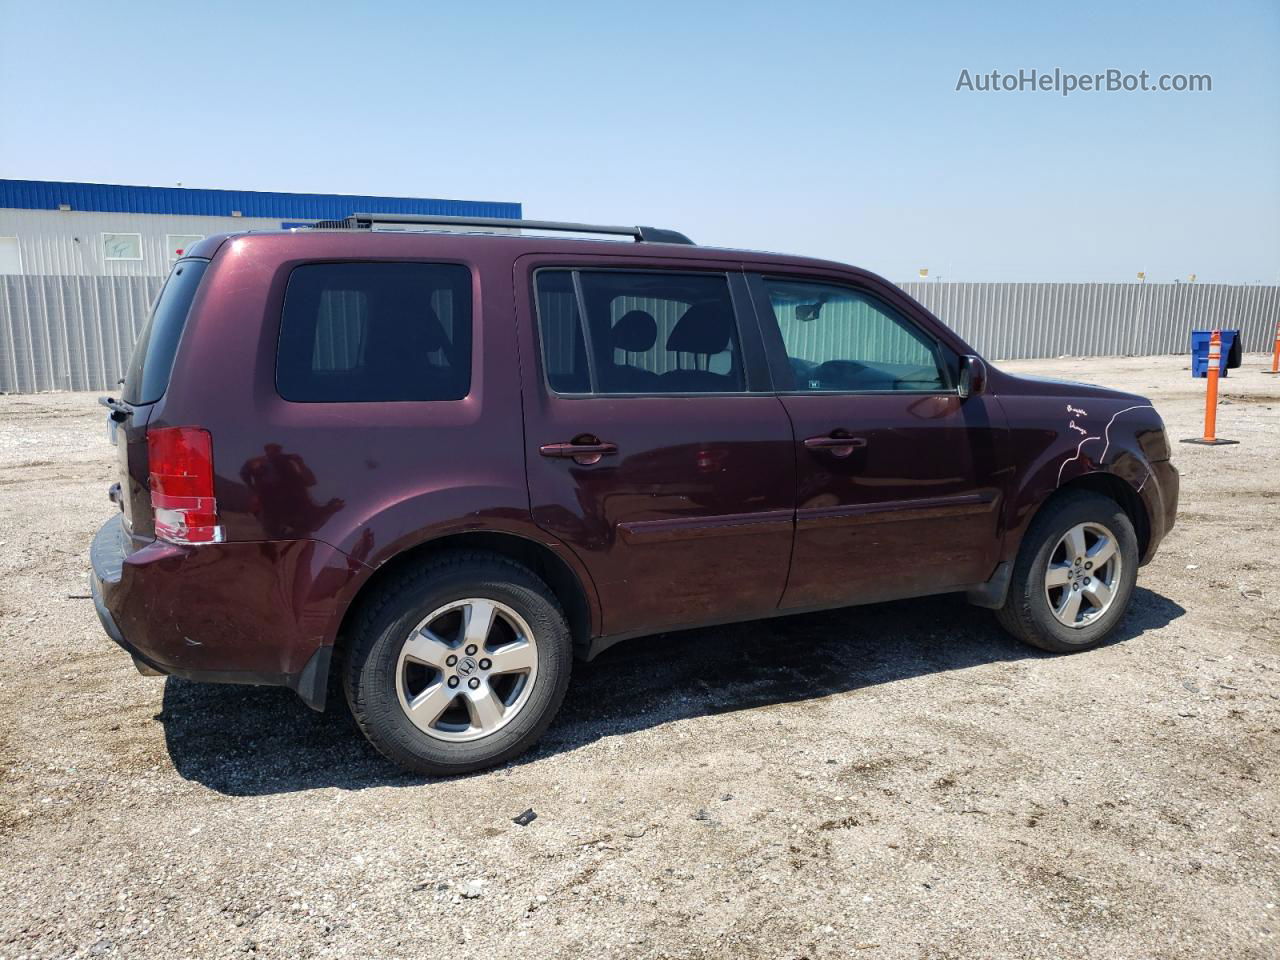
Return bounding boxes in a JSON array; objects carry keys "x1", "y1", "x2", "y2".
[{"x1": 314, "y1": 213, "x2": 694, "y2": 245}]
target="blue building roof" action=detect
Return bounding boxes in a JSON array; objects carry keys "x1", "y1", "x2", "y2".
[{"x1": 0, "y1": 179, "x2": 521, "y2": 221}]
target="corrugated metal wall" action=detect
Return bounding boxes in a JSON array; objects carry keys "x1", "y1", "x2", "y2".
[
  {"x1": 0, "y1": 209, "x2": 288, "y2": 277},
  {"x1": 900, "y1": 282, "x2": 1280, "y2": 359},
  {"x1": 1, "y1": 275, "x2": 161, "y2": 392},
  {"x1": 1, "y1": 276, "x2": 1277, "y2": 394},
  {"x1": 0, "y1": 188, "x2": 523, "y2": 277}
]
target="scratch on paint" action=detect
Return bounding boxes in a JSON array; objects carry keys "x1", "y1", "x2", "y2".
[{"x1": 1055, "y1": 404, "x2": 1155, "y2": 487}]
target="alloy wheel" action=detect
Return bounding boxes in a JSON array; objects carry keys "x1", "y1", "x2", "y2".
[
  {"x1": 1044, "y1": 522, "x2": 1123, "y2": 628},
  {"x1": 395, "y1": 598, "x2": 538, "y2": 742}
]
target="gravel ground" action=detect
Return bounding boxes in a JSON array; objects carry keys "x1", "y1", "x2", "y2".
[{"x1": 0, "y1": 354, "x2": 1277, "y2": 960}]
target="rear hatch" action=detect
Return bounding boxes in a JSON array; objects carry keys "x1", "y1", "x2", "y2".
[{"x1": 101, "y1": 257, "x2": 210, "y2": 544}]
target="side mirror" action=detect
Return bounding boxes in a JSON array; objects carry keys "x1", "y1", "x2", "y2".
[{"x1": 958, "y1": 355, "x2": 987, "y2": 399}]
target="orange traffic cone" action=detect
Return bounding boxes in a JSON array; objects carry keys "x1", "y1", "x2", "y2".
[
  {"x1": 1263, "y1": 319, "x2": 1280, "y2": 375},
  {"x1": 1182, "y1": 330, "x2": 1239, "y2": 446}
]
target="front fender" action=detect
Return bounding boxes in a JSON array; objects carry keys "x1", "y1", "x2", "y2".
[{"x1": 995, "y1": 391, "x2": 1170, "y2": 565}]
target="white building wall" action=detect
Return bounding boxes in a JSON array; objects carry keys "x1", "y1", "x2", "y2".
[{"x1": 0, "y1": 208, "x2": 293, "y2": 277}]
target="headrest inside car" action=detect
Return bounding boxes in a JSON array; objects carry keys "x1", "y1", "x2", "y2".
[
  {"x1": 612, "y1": 310, "x2": 658, "y2": 352},
  {"x1": 666, "y1": 302, "x2": 731, "y2": 355}
]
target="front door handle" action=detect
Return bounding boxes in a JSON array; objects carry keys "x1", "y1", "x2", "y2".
[
  {"x1": 539, "y1": 438, "x2": 618, "y2": 466},
  {"x1": 803, "y1": 434, "x2": 868, "y2": 458}
]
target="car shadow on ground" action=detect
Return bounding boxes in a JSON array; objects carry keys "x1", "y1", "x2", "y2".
[{"x1": 159, "y1": 587, "x2": 1185, "y2": 797}]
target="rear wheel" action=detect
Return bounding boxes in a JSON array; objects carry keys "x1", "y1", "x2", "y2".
[
  {"x1": 996, "y1": 491, "x2": 1139, "y2": 653},
  {"x1": 343, "y1": 553, "x2": 572, "y2": 775}
]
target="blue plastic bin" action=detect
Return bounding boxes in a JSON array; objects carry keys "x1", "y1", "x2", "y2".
[{"x1": 1190, "y1": 329, "x2": 1240, "y2": 378}]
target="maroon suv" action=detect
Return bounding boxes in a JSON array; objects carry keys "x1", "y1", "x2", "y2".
[{"x1": 90, "y1": 215, "x2": 1178, "y2": 775}]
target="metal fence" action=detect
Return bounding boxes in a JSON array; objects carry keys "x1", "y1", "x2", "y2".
[
  {"x1": 899, "y1": 281, "x2": 1280, "y2": 360},
  {"x1": 1, "y1": 274, "x2": 1277, "y2": 394},
  {"x1": 1, "y1": 275, "x2": 163, "y2": 393}
]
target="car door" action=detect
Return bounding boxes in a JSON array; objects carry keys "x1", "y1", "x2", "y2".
[
  {"x1": 746, "y1": 270, "x2": 1009, "y2": 610},
  {"x1": 515, "y1": 255, "x2": 796, "y2": 638}
]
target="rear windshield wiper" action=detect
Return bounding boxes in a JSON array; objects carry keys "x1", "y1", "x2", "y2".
[{"x1": 98, "y1": 396, "x2": 133, "y2": 423}]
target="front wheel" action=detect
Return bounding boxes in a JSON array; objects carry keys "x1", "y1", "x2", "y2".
[
  {"x1": 343, "y1": 553, "x2": 572, "y2": 775},
  {"x1": 996, "y1": 491, "x2": 1139, "y2": 653}
]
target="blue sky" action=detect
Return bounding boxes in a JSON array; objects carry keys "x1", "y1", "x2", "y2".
[{"x1": 1, "y1": 0, "x2": 1277, "y2": 282}]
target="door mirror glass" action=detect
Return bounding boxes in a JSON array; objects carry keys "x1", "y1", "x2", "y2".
[{"x1": 958, "y1": 355, "x2": 987, "y2": 399}]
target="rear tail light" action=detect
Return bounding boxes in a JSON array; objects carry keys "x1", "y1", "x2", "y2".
[{"x1": 146, "y1": 426, "x2": 223, "y2": 544}]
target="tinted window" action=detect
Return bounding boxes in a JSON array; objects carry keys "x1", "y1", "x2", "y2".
[
  {"x1": 534, "y1": 270, "x2": 743, "y2": 394},
  {"x1": 122, "y1": 259, "x2": 209, "y2": 404},
  {"x1": 761, "y1": 279, "x2": 949, "y2": 392},
  {"x1": 535, "y1": 269, "x2": 590, "y2": 393},
  {"x1": 277, "y1": 262, "x2": 471, "y2": 402}
]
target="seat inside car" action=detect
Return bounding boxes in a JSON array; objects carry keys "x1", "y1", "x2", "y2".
[
  {"x1": 659, "y1": 301, "x2": 739, "y2": 392},
  {"x1": 606, "y1": 309, "x2": 662, "y2": 392}
]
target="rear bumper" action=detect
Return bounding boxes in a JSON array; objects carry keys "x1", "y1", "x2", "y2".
[
  {"x1": 89, "y1": 514, "x2": 355, "y2": 710},
  {"x1": 89, "y1": 568, "x2": 165, "y2": 677}
]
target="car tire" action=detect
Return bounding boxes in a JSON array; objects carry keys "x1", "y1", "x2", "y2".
[
  {"x1": 343, "y1": 552, "x2": 572, "y2": 776},
  {"x1": 995, "y1": 490, "x2": 1139, "y2": 653}
]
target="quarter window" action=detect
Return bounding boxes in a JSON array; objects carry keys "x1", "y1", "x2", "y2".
[
  {"x1": 122, "y1": 259, "x2": 209, "y2": 405},
  {"x1": 277, "y1": 262, "x2": 472, "y2": 402},
  {"x1": 760, "y1": 279, "x2": 949, "y2": 393},
  {"x1": 535, "y1": 269, "x2": 590, "y2": 394},
  {"x1": 534, "y1": 270, "x2": 744, "y2": 394}
]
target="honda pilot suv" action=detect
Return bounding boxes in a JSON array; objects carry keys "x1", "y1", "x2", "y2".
[{"x1": 90, "y1": 215, "x2": 1178, "y2": 775}]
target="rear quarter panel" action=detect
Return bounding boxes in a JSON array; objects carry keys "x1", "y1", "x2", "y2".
[{"x1": 151, "y1": 232, "x2": 598, "y2": 645}]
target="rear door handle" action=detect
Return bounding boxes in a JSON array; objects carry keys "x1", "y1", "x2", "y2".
[
  {"x1": 803, "y1": 434, "x2": 868, "y2": 458},
  {"x1": 539, "y1": 439, "x2": 618, "y2": 466}
]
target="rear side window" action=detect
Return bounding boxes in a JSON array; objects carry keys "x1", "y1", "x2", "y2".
[
  {"x1": 122, "y1": 259, "x2": 209, "y2": 404},
  {"x1": 277, "y1": 262, "x2": 472, "y2": 402},
  {"x1": 533, "y1": 269, "x2": 744, "y2": 395}
]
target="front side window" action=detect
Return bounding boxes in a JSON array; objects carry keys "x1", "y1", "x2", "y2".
[
  {"x1": 277, "y1": 262, "x2": 472, "y2": 402},
  {"x1": 534, "y1": 269, "x2": 744, "y2": 394},
  {"x1": 761, "y1": 278, "x2": 949, "y2": 393}
]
